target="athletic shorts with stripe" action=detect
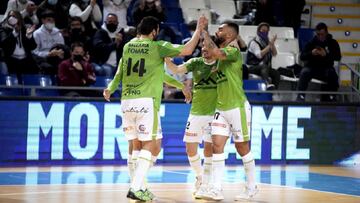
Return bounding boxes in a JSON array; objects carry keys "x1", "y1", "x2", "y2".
[
  {"x1": 211, "y1": 101, "x2": 251, "y2": 142},
  {"x1": 121, "y1": 98, "x2": 162, "y2": 141},
  {"x1": 183, "y1": 114, "x2": 213, "y2": 143}
]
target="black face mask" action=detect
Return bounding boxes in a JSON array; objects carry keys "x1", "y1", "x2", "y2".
[
  {"x1": 106, "y1": 23, "x2": 118, "y2": 32},
  {"x1": 73, "y1": 54, "x2": 83, "y2": 62},
  {"x1": 71, "y1": 28, "x2": 83, "y2": 36}
]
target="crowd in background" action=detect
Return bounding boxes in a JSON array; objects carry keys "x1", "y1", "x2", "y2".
[{"x1": 0, "y1": 0, "x2": 341, "y2": 101}]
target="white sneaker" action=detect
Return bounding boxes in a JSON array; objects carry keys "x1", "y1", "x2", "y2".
[
  {"x1": 194, "y1": 184, "x2": 208, "y2": 199},
  {"x1": 202, "y1": 186, "x2": 224, "y2": 201},
  {"x1": 194, "y1": 176, "x2": 202, "y2": 191},
  {"x1": 235, "y1": 185, "x2": 259, "y2": 201}
]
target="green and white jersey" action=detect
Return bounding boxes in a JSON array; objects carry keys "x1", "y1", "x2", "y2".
[
  {"x1": 216, "y1": 46, "x2": 247, "y2": 110},
  {"x1": 120, "y1": 38, "x2": 184, "y2": 110},
  {"x1": 185, "y1": 57, "x2": 217, "y2": 115}
]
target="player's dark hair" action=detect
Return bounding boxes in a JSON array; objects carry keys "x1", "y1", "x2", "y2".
[
  {"x1": 222, "y1": 20, "x2": 239, "y2": 35},
  {"x1": 138, "y1": 16, "x2": 159, "y2": 35}
]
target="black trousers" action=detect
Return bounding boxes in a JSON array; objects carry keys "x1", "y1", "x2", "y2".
[
  {"x1": 297, "y1": 66, "x2": 339, "y2": 92},
  {"x1": 248, "y1": 64, "x2": 280, "y2": 88}
]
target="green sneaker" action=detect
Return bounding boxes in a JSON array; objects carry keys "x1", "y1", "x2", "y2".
[
  {"x1": 143, "y1": 188, "x2": 155, "y2": 200},
  {"x1": 126, "y1": 188, "x2": 152, "y2": 202}
]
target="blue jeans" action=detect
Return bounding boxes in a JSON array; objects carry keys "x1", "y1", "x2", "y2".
[{"x1": 92, "y1": 63, "x2": 115, "y2": 77}]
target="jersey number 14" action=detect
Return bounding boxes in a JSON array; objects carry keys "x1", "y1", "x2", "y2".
[{"x1": 126, "y1": 58, "x2": 146, "y2": 77}]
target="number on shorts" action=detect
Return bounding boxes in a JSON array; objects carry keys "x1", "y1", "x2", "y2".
[{"x1": 214, "y1": 112, "x2": 220, "y2": 120}]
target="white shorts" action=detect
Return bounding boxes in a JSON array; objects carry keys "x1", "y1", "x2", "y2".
[
  {"x1": 183, "y1": 114, "x2": 213, "y2": 143},
  {"x1": 211, "y1": 101, "x2": 251, "y2": 142},
  {"x1": 121, "y1": 98, "x2": 162, "y2": 141}
]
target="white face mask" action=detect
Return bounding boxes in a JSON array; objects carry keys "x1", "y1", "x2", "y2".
[
  {"x1": 112, "y1": 0, "x2": 122, "y2": 5},
  {"x1": 48, "y1": 0, "x2": 58, "y2": 5},
  {"x1": 8, "y1": 16, "x2": 18, "y2": 26},
  {"x1": 44, "y1": 22, "x2": 55, "y2": 30}
]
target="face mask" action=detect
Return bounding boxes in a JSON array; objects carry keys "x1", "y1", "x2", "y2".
[
  {"x1": 112, "y1": 0, "x2": 122, "y2": 5},
  {"x1": 106, "y1": 23, "x2": 118, "y2": 32},
  {"x1": 258, "y1": 31, "x2": 269, "y2": 41},
  {"x1": 73, "y1": 54, "x2": 83, "y2": 62},
  {"x1": 7, "y1": 16, "x2": 18, "y2": 26},
  {"x1": 48, "y1": 0, "x2": 58, "y2": 5},
  {"x1": 71, "y1": 28, "x2": 82, "y2": 35},
  {"x1": 44, "y1": 22, "x2": 55, "y2": 30},
  {"x1": 18, "y1": 0, "x2": 28, "y2": 4}
]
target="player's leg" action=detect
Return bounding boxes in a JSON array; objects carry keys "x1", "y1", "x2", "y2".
[
  {"x1": 183, "y1": 115, "x2": 205, "y2": 193},
  {"x1": 203, "y1": 111, "x2": 230, "y2": 201},
  {"x1": 129, "y1": 139, "x2": 141, "y2": 182},
  {"x1": 231, "y1": 102, "x2": 258, "y2": 200}
]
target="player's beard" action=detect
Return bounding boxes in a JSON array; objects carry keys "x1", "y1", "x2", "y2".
[{"x1": 214, "y1": 35, "x2": 225, "y2": 46}]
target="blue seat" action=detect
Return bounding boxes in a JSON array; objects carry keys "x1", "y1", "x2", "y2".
[
  {"x1": 93, "y1": 76, "x2": 113, "y2": 87},
  {"x1": 22, "y1": 74, "x2": 58, "y2": 96},
  {"x1": 243, "y1": 80, "x2": 272, "y2": 101},
  {"x1": 161, "y1": 0, "x2": 180, "y2": 8},
  {"x1": 0, "y1": 62, "x2": 8, "y2": 75},
  {"x1": 298, "y1": 28, "x2": 314, "y2": 52},
  {"x1": 0, "y1": 74, "x2": 23, "y2": 96}
]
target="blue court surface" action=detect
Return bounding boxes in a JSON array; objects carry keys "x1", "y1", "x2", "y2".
[{"x1": 0, "y1": 167, "x2": 359, "y2": 197}]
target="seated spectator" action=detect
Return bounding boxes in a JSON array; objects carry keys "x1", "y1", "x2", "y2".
[
  {"x1": 246, "y1": 22, "x2": 280, "y2": 90},
  {"x1": 102, "y1": 0, "x2": 131, "y2": 30},
  {"x1": 47, "y1": 43, "x2": 70, "y2": 75},
  {"x1": 22, "y1": 1, "x2": 39, "y2": 28},
  {"x1": 296, "y1": 22, "x2": 341, "y2": 102},
  {"x1": 2, "y1": 0, "x2": 28, "y2": 22},
  {"x1": 32, "y1": 10, "x2": 65, "y2": 75},
  {"x1": 0, "y1": 10, "x2": 38, "y2": 82},
  {"x1": 64, "y1": 16, "x2": 92, "y2": 52},
  {"x1": 69, "y1": 0, "x2": 102, "y2": 37},
  {"x1": 132, "y1": 0, "x2": 165, "y2": 26},
  {"x1": 92, "y1": 13, "x2": 125, "y2": 76},
  {"x1": 36, "y1": 0, "x2": 70, "y2": 31},
  {"x1": 58, "y1": 42, "x2": 96, "y2": 96}
]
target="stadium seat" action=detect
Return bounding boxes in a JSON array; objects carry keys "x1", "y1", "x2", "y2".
[
  {"x1": 179, "y1": 0, "x2": 206, "y2": 9},
  {"x1": 22, "y1": 74, "x2": 58, "y2": 96},
  {"x1": 270, "y1": 27, "x2": 294, "y2": 39},
  {"x1": 275, "y1": 39, "x2": 300, "y2": 54},
  {"x1": 182, "y1": 8, "x2": 211, "y2": 23},
  {"x1": 209, "y1": 0, "x2": 237, "y2": 22},
  {"x1": 298, "y1": 28, "x2": 315, "y2": 52},
  {"x1": 161, "y1": 0, "x2": 180, "y2": 8},
  {"x1": 0, "y1": 62, "x2": 8, "y2": 75},
  {"x1": 0, "y1": 74, "x2": 22, "y2": 96},
  {"x1": 243, "y1": 79, "x2": 272, "y2": 101},
  {"x1": 93, "y1": 76, "x2": 113, "y2": 87}
]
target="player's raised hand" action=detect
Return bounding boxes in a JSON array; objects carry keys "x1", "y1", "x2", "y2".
[
  {"x1": 182, "y1": 86, "x2": 192, "y2": 104},
  {"x1": 103, "y1": 89, "x2": 111, "y2": 102}
]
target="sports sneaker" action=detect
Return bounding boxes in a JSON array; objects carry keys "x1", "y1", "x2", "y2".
[
  {"x1": 202, "y1": 186, "x2": 224, "y2": 201},
  {"x1": 195, "y1": 176, "x2": 202, "y2": 191},
  {"x1": 194, "y1": 184, "x2": 209, "y2": 199},
  {"x1": 126, "y1": 188, "x2": 152, "y2": 201},
  {"x1": 234, "y1": 185, "x2": 259, "y2": 201},
  {"x1": 143, "y1": 188, "x2": 156, "y2": 200}
]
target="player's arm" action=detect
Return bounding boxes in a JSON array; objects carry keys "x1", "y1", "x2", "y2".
[
  {"x1": 203, "y1": 31, "x2": 239, "y2": 61},
  {"x1": 178, "y1": 16, "x2": 207, "y2": 56},
  {"x1": 164, "y1": 57, "x2": 188, "y2": 75},
  {"x1": 103, "y1": 59, "x2": 123, "y2": 101}
]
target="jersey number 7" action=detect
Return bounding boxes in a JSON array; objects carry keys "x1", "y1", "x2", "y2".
[{"x1": 126, "y1": 58, "x2": 146, "y2": 77}]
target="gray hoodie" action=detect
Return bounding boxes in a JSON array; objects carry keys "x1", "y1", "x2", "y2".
[{"x1": 32, "y1": 24, "x2": 64, "y2": 58}]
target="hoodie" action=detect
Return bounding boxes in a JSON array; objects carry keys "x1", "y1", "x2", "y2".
[{"x1": 32, "y1": 24, "x2": 64, "y2": 58}]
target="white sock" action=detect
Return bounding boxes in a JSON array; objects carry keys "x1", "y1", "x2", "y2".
[
  {"x1": 203, "y1": 156, "x2": 212, "y2": 185},
  {"x1": 127, "y1": 154, "x2": 133, "y2": 182},
  {"x1": 130, "y1": 150, "x2": 140, "y2": 182},
  {"x1": 188, "y1": 154, "x2": 202, "y2": 178},
  {"x1": 212, "y1": 153, "x2": 225, "y2": 190},
  {"x1": 140, "y1": 155, "x2": 158, "y2": 190},
  {"x1": 242, "y1": 152, "x2": 256, "y2": 189},
  {"x1": 130, "y1": 150, "x2": 152, "y2": 191}
]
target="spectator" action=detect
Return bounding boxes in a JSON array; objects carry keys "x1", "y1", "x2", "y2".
[
  {"x1": 102, "y1": 0, "x2": 131, "y2": 30},
  {"x1": 246, "y1": 22, "x2": 280, "y2": 90},
  {"x1": 296, "y1": 22, "x2": 341, "y2": 102},
  {"x1": 0, "y1": 10, "x2": 38, "y2": 81},
  {"x1": 2, "y1": 0, "x2": 28, "y2": 22},
  {"x1": 32, "y1": 10, "x2": 65, "y2": 75},
  {"x1": 92, "y1": 13, "x2": 125, "y2": 76},
  {"x1": 36, "y1": 0, "x2": 70, "y2": 31},
  {"x1": 132, "y1": 0, "x2": 165, "y2": 26},
  {"x1": 64, "y1": 16, "x2": 92, "y2": 51},
  {"x1": 22, "y1": 1, "x2": 39, "y2": 28},
  {"x1": 58, "y1": 42, "x2": 96, "y2": 96},
  {"x1": 69, "y1": 0, "x2": 102, "y2": 37}
]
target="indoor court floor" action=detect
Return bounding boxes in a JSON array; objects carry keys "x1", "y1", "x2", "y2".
[{"x1": 0, "y1": 165, "x2": 359, "y2": 203}]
